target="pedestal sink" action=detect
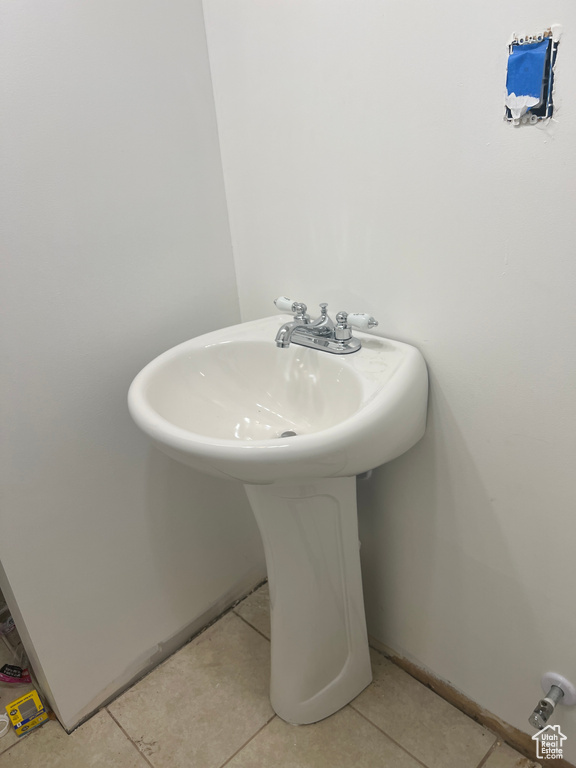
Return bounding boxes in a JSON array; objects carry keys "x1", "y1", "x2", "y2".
[{"x1": 128, "y1": 314, "x2": 428, "y2": 724}]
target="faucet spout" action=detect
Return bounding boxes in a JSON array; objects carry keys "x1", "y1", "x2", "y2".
[{"x1": 275, "y1": 322, "x2": 309, "y2": 348}]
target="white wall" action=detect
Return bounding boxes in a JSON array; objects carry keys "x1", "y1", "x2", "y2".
[
  {"x1": 0, "y1": 0, "x2": 265, "y2": 729},
  {"x1": 203, "y1": 0, "x2": 576, "y2": 760}
]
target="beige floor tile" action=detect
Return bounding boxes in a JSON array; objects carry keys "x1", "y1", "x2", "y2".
[
  {"x1": 108, "y1": 612, "x2": 274, "y2": 768},
  {"x1": 226, "y1": 706, "x2": 424, "y2": 768},
  {"x1": 0, "y1": 710, "x2": 148, "y2": 768},
  {"x1": 351, "y1": 650, "x2": 496, "y2": 768},
  {"x1": 483, "y1": 742, "x2": 541, "y2": 768},
  {"x1": 233, "y1": 583, "x2": 270, "y2": 639}
]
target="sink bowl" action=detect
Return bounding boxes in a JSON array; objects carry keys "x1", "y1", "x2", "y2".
[
  {"x1": 129, "y1": 312, "x2": 428, "y2": 725},
  {"x1": 128, "y1": 315, "x2": 428, "y2": 484}
]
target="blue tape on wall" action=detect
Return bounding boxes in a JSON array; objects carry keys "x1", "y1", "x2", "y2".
[{"x1": 506, "y1": 38, "x2": 550, "y2": 103}]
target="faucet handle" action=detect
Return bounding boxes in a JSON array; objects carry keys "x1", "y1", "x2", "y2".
[
  {"x1": 334, "y1": 311, "x2": 378, "y2": 341},
  {"x1": 274, "y1": 296, "x2": 297, "y2": 312},
  {"x1": 274, "y1": 296, "x2": 309, "y2": 322},
  {"x1": 347, "y1": 313, "x2": 379, "y2": 331}
]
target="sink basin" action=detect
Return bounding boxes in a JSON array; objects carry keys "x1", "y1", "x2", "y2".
[
  {"x1": 128, "y1": 314, "x2": 428, "y2": 484},
  {"x1": 129, "y1": 312, "x2": 428, "y2": 725}
]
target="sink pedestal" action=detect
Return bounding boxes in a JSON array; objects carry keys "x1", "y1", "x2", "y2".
[{"x1": 244, "y1": 476, "x2": 372, "y2": 724}]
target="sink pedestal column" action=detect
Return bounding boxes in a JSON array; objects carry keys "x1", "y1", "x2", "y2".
[{"x1": 244, "y1": 476, "x2": 372, "y2": 724}]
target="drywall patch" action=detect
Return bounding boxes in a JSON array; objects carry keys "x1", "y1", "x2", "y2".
[{"x1": 505, "y1": 25, "x2": 562, "y2": 125}]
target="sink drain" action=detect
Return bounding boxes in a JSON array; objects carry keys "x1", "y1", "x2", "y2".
[{"x1": 280, "y1": 430, "x2": 298, "y2": 438}]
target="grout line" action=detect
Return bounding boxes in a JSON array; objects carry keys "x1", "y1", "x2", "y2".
[
  {"x1": 184, "y1": 579, "x2": 268, "y2": 646},
  {"x1": 349, "y1": 704, "x2": 433, "y2": 768},
  {"x1": 105, "y1": 708, "x2": 156, "y2": 768},
  {"x1": 232, "y1": 612, "x2": 271, "y2": 644},
  {"x1": 474, "y1": 739, "x2": 501, "y2": 768},
  {"x1": 369, "y1": 643, "x2": 557, "y2": 767},
  {"x1": 0, "y1": 737, "x2": 22, "y2": 760},
  {"x1": 230, "y1": 579, "x2": 268, "y2": 612},
  {"x1": 63, "y1": 580, "x2": 271, "y2": 740},
  {"x1": 0, "y1": 717, "x2": 49, "y2": 760},
  {"x1": 218, "y1": 714, "x2": 277, "y2": 768}
]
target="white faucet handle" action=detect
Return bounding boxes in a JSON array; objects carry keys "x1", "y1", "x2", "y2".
[
  {"x1": 347, "y1": 313, "x2": 379, "y2": 331},
  {"x1": 274, "y1": 296, "x2": 309, "y2": 321},
  {"x1": 274, "y1": 296, "x2": 296, "y2": 312}
]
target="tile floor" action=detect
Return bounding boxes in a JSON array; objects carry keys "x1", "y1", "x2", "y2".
[{"x1": 0, "y1": 585, "x2": 540, "y2": 768}]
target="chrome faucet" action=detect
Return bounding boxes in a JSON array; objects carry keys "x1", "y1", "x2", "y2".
[
  {"x1": 274, "y1": 296, "x2": 378, "y2": 355},
  {"x1": 274, "y1": 301, "x2": 311, "y2": 348}
]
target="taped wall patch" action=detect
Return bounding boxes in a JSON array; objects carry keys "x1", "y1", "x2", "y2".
[{"x1": 505, "y1": 26, "x2": 561, "y2": 124}]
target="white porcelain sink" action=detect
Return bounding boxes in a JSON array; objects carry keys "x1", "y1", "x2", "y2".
[
  {"x1": 129, "y1": 313, "x2": 428, "y2": 726},
  {"x1": 128, "y1": 314, "x2": 428, "y2": 485}
]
